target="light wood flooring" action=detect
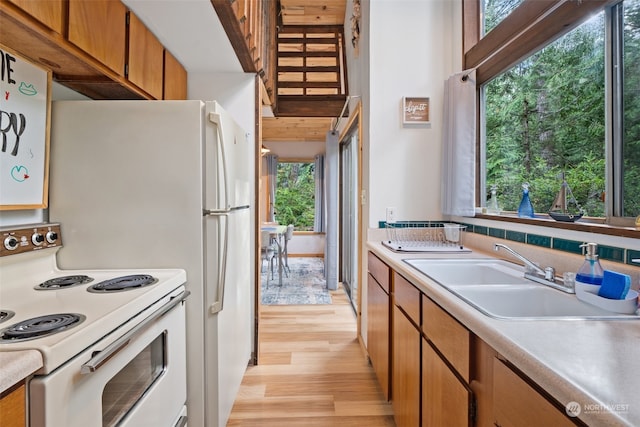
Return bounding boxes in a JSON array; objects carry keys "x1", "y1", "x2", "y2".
[{"x1": 227, "y1": 287, "x2": 396, "y2": 426}]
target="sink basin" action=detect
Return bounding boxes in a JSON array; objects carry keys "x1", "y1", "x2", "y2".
[
  {"x1": 403, "y1": 258, "x2": 639, "y2": 320},
  {"x1": 449, "y1": 285, "x2": 638, "y2": 319},
  {"x1": 404, "y1": 258, "x2": 529, "y2": 286}
]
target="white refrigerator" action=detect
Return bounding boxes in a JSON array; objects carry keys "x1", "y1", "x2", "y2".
[{"x1": 48, "y1": 100, "x2": 254, "y2": 427}]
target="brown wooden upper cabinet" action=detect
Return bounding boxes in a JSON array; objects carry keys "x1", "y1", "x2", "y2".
[
  {"x1": 164, "y1": 49, "x2": 187, "y2": 100},
  {"x1": 7, "y1": 0, "x2": 64, "y2": 33},
  {"x1": 128, "y1": 12, "x2": 164, "y2": 100},
  {"x1": 68, "y1": 0, "x2": 127, "y2": 76}
]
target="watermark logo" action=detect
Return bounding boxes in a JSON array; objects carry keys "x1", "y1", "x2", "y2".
[
  {"x1": 566, "y1": 401, "x2": 581, "y2": 417},
  {"x1": 566, "y1": 401, "x2": 629, "y2": 417}
]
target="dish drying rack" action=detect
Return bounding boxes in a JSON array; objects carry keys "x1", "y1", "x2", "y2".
[{"x1": 382, "y1": 223, "x2": 471, "y2": 253}]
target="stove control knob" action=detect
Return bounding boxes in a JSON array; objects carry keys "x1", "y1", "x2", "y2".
[
  {"x1": 32, "y1": 233, "x2": 45, "y2": 246},
  {"x1": 46, "y1": 231, "x2": 58, "y2": 244},
  {"x1": 4, "y1": 236, "x2": 18, "y2": 251}
]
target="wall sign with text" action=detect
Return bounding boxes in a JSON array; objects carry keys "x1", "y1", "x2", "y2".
[
  {"x1": 402, "y1": 97, "x2": 430, "y2": 125},
  {"x1": 0, "y1": 45, "x2": 51, "y2": 210}
]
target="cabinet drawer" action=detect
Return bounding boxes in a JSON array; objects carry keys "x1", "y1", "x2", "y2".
[
  {"x1": 493, "y1": 358, "x2": 576, "y2": 427},
  {"x1": 422, "y1": 295, "x2": 471, "y2": 382},
  {"x1": 368, "y1": 251, "x2": 390, "y2": 293},
  {"x1": 393, "y1": 272, "x2": 420, "y2": 325}
]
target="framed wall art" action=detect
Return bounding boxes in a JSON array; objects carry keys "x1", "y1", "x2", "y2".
[
  {"x1": 402, "y1": 97, "x2": 430, "y2": 126},
  {"x1": 0, "y1": 45, "x2": 51, "y2": 210}
]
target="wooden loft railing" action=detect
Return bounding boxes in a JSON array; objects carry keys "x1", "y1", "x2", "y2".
[
  {"x1": 211, "y1": 0, "x2": 277, "y2": 107},
  {"x1": 211, "y1": 0, "x2": 348, "y2": 118},
  {"x1": 275, "y1": 25, "x2": 347, "y2": 117}
]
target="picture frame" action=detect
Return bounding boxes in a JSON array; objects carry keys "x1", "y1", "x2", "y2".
[
  {"x1": 402, "y1": 96, "x2": 430, "y2": 126},
  {"x1": 0, "y1": 44, "x2": 52, "y2": 210}
]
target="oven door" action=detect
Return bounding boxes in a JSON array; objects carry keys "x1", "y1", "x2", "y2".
[{"x1": 29, "y1": 288, "x2": 188, "y2": 427}]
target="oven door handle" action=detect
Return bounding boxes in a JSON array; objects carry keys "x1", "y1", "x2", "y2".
[{"x1": 80, "y1": 290, "x2": 190, "y2": 374}]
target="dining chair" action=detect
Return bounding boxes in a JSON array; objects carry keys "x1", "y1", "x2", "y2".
[
  {"x1": 260, "y1": 230, "x2": 277, "y2": 286},
  {"x1": 283, "y1": 224, "x2": 294, "y2": 275}
]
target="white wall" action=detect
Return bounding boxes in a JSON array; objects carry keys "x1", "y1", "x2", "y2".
[
  {"x1": 188, "y1": 72, "x2": 256, "y2": 137},
  {"x1": 0, "y1": 82, "x2": 90, "y2": 227},
  {"x1": 366, "y1": 0, "x2": 462, "y2": 227},
  {"x1": 350, "y1": 0, "x2": 462, "y2": 345}
]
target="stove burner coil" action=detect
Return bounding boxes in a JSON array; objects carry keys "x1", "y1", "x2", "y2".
[
  {"x1": 0, "y1": 313, "x2": 85, "y2": 342},
  {"x1": 35, "y1": 275, "x2": 94, "y2": 290},
  {"x1": 0, "y1": 310, "x2": 15, "y2": 324},
  {"x1": 88, "y1": 274, "x2": 158, "y2": 293}
]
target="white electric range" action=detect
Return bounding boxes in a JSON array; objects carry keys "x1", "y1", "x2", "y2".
[{"x1": 0, "y1": 223, "x2": 189, "y2": 427}]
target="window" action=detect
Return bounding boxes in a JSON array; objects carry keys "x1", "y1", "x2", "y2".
[
  {"x1": 275, "y1": 161, "x2": 315, "y2": 231},
  {"x1": 472, "y1": 0, "x2": 639, "y2": 221},
  {"x1": 483, "y1": 12, "x2": 606, "y2": 216},
  {"x1": 483, "y1": 0, "x2": 524, "y2": 33},
  {"x1": 621, "y1": 0, "x2": 640, "y2": 217}
]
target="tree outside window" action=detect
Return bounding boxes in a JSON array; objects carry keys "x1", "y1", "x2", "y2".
[
  {"x1": 275, "y1": 161, "x2": 315, "y2": 231},
  {"x1": 482, "y1": 0, "x2": 640, "y2": 220},
  {"x1": 484, "y1": 12, "x2": 606, "y2": 216}
]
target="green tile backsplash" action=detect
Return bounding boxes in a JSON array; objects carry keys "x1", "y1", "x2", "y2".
[
  {"x1": 526, "y1": 234, "x2": 552, "y2": 248},
  {"x1": 379, "y1": 220, "x2": 639, "y2": 266}
]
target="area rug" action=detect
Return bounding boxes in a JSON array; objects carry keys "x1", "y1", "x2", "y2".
[{"x1": 260, "y1": 257, "x2": 331, "y2": 305}]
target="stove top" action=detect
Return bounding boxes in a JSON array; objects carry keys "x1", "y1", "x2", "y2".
[{"x1": 0, "y1": 224, "x2": 187, "y2": 374}]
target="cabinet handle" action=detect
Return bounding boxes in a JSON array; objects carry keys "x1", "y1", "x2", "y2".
[{"x1": 81, "y1": 290, "x2": 190, "y2": 373}]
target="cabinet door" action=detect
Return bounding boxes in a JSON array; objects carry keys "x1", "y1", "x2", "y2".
[
  {"x1": 163, "y1": 49, "x2": 187, "y2": 100},
  {"x1": 493, "y1": 358, "x2": 576, "y2": 427},
  {"x1": 0, "y1": 383, "x2": 25, "y2": 427},
  {"x1": 392, "y1": 305, "x2": 420, "y2": 427},
  {"x1": 7, "y1": 0, "x2": 63, "y2": 33},
  {"x1": 68, "y1": 0, "x2": 126, "y2": 75},
  {"x1": 367, "y1": 273, "x2": 390, "y2": 400},
  {"x1": 422, "y1": 338, "x2": 472, "y2": 427},
  {"x1": 128, "y1": 12, "x2": 164, "y2": 99}
]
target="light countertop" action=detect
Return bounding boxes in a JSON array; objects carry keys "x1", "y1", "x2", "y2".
[
  {"x1": 367, "y1": 237, "x2": 640, "y2": 427},
  {"x1": 0, "y1": 350, "x2": 42, "y2": 393}
]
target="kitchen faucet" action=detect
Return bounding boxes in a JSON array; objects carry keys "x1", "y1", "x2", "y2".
[{"x1": 493, "y1": 243, "x2": 574, "y2": 293}]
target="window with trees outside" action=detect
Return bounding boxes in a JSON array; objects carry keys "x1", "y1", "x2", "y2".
[
  {"x1": 479, "y1": 0, "x2": 640, "y2": 221},
  {"x1": 275, "y1": 161, "x2": 315, "y2": 231}
]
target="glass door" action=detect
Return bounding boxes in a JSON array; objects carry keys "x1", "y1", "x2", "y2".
[{"x1": 339, "y1": 109, "x2": 360, "y2": 312}]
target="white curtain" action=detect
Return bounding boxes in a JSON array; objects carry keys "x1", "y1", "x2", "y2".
[
  {"x1": 313, "y1": 154, "x2": 325, "y2": 232},
  {"x1": 266, "y1": 154, "x2": 278, "y2": 222},
  {"x1": 441, "y1": 69, "x2": 477, "y2": 217},
  {"x1": 324, "y1": 131, "x2": 339, "y2": 290}
]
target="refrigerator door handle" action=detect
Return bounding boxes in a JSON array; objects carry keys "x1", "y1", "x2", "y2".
[
  {"x1": 207, "y1": 210, "x2": 228, "y2": 314},
  {"x1": 209, "y1": 112, "x2": 230, "y2": 210}
]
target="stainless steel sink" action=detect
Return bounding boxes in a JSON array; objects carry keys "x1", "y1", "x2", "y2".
[
  {"x1": 404, "y1": 258, "x2": 639, "y2": 320},
  {"x1": 404, "y1": 258, "x2": 529, "y2": 286}
]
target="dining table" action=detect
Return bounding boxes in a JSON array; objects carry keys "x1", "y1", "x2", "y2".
[{"x1": 261, "y1": 224, "x2": 287, "y2": 286}]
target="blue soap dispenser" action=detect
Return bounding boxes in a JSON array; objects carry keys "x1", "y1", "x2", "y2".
[
  {"x1": 517, "y1": 183, "x2": 535, "y2": 218},
  {"x1": 575, "y1": 243, "x2": 604, "y2": 291}
]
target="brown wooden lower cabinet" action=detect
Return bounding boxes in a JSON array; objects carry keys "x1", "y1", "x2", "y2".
[
  {"x1": 0, "y1": 382, "x2": 26, "y2": 427},
  {"x1": 422, "y1": 337, "x2": 472, "y2": 427},
  {"x1": 367, "y1": 256, "x2": 586, "y2": 427},
  {"x1": 367, "y1": 273, "x2": 390, "y2": 400},
  {"x1": 493, "y1": 357, "x2": 578, "y2": 427},
  {"x1": 392, "y1": 304, "x2": 420, "y2": 427}
]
